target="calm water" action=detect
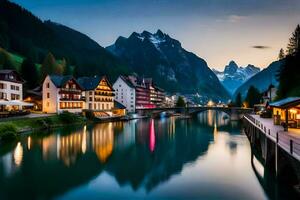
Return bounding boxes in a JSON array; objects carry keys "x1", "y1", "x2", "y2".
[{"x1": 0, "y1": 111, "x2": 296, "y2": 199}]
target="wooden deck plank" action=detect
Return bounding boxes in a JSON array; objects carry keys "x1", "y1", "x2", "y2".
[{"x1": 244, "y1": 115, "x2": 300, "y2": 161}]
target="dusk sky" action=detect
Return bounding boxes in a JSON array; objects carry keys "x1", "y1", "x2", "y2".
[{"x1": 12, "y1": 0, "x2": 300, "y2": 70}]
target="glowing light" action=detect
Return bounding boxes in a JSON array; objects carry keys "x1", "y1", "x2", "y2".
[
  {"x1": 14, "y1": 142, "x2": 23, "y2": 166},
  {"x1": 149, "y1": 119, "x2": 155, "y2": 152},
  {"x1": 207, "y1": 100, "x2": 214, "y2": 107},
  {"x1": 289, "y1": 109, "x2": 298, "y2": 114},
  {"x1": 27, "y1": 136, "x2": 31, "y2": 150}
]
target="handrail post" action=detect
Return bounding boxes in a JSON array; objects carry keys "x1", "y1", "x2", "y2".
[
  {"x1": 290, "y1": 140, "x2": 293, "y2": 154},
  {"x1": 276, "y1": 132, "x2": 278, "y2": 143}
]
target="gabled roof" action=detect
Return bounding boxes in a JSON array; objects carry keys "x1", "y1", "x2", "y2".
[
  {"x1": 269, "y1": 97, "x2": 300, "y2": 109},
  {"x1": 119, "y1": 75, "x2": 135, "y2": 88},
  {"x1": 114, "y1": 100, "x2": 126, "y2": 109},
  {"x1": 77, "y1": 76, "x2": 101, "y2": 91},
  {"x1": 0, "y1": 70, "x2": 25, "y2": 83},
  {"x1": 78, "y1": 76, "x2": 114, "y2": 91},
  {"x1": 49, "y1": 75, "x2": 82, "y2": 89}
]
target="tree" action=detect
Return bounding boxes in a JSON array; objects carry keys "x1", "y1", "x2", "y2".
[
  {"x1": 245, "y1": 86, "x2": 261, "y2": 108},
  {"x1": 0, "y1": 48, "x2": 15, "y2": 70},
  {"x1": 278, "y1": 48, "x2": 285, "y2": 60},
  {"x1": 20, "y1": 58, "x2": 39, "y2": 89},
  {"x1": 235, "y1": 92, "x2": 242, "y2": 107},
  {"x1": 286, "y1": 24, "x2": 300, "y2": 55},
  {"x1": 176, "y1": 96, "x2": 186, "y2": 107},
  {"x1": 40, "y1": 52, "x2": 56, "y2": 80}
]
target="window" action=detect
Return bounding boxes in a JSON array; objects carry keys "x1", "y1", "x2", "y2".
[
  {"x1": 102, "y1": 104, "x2": 104, "y2": 110},
  {"x1": 0, "y1": 92, "x2": 7, "y2": 99},
  {"x1": 0, "y1": 83, "x2": 6, "y2": 89},
  {"x1": 47, "y1": 102, "x2": 50, "y2": 107},
  {"x1": 16, "y1": 86, "x2": 19, "y2": 91},
  {"x1": 89, "y1": 91, "x2": 93, "y2": 95},
  {"x1": 89, "y1": 97, "x2": 92, "y2": 101},
  {"x1": 106, "y1": 104, "x2": 109, "y2": 109},
  {"x1": 11, "y1": 85, "x2": 15, "y2": 90},
  {"x1": 89, "y1": 103, "x2": 92, "y2": 109},
  {"x1": 72, "y1": 84, "x2": 76, "y2": 89},
  {"x1": 47, "y1": 93, "x2": 50, "y2": 98},
  {"x1": 119, "y1": 85, "x2": 121, "y2": 87},
  {"x1": 46, "y1": 83, "x2": 50, "y2": 88}
]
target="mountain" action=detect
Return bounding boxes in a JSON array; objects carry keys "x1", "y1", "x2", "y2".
[
  {"x1": 0, "y1": 0, "x2": 127, "y2": 79},
  {"x1": 233, "y1": 60, "x2": 283, "y2": 98},
  {"x1": 212, "y1": 61, "x2": 260, "y2": 95},
  {"x1": 107, "y1": 30, "x2": 230, "y2": 102}
]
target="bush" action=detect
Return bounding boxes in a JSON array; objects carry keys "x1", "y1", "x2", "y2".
[
  {"x1": 0, "y1": 124, "x2": 17, "y2": 140},
  {"x1": 84, "y1": 110, "x2": 95, "y2": 120},
  {"x1": 58, "y1": 111, "x2": 82, "y2": 124}
]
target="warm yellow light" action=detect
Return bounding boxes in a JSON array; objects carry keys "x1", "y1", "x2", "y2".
[
  {"x1": 14, "y1": 142, "x2": 23, "y2": 166},
  {"x1": 207, "y1": 100, "x2": 214, "y2": 107},
  {"x1": 289, "y1": 109, "x2": 298, "y2": 114}
]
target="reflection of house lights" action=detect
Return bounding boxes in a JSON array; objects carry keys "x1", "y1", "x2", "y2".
[
  {"x1": 14, "y1": 142, "x2": 23, "y2": 166},
  {"x1": 149, "y1": 119, "x2": 155, "y2": 152},
  {"x1": 27, "y1": 136, "x2": 31, "y2": 150},
  {"x1": 82, "y1": 131, "x2": 87, "y2": 154}
]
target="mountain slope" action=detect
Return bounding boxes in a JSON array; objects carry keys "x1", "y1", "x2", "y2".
[
  {"x1": 107, "y1": 30, "x2": 230, "y2": 101},
  {"x1": 233, "y1": 60, "x2": 283, "y2": 98},
  {"x1": 213, "y1": 61, "x2": 260, "y2": 95},
  {"x1": 0, "y1": 0, "x2": 127, "y2": 79}
]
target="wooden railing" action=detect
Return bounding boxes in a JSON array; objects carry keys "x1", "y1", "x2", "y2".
[{"x1": 244, "y1": 114, "x2": 300, "y2": 161}]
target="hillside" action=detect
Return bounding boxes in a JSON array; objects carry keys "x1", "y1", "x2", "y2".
[
  {"x1": 0, "y1": 0, "x2": 127, "y2": 79},
  {"x1": 107, "y1": 30, "x2": 230, "y2": 102},
  {"x1": 233, "y1": 60, "x2": 283, "y2": 98}
]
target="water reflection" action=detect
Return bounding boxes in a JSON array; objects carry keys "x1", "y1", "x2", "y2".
[{"x1": 0, "y1": 110, "x2": 289, "y2": 199}]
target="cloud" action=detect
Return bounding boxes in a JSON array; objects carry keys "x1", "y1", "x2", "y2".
[
  {"x1": 216, "y1": 15, "x2": 248, "y2": 23},
  {"x1": 228, "y1": 15, "x2": 247, "y2": 23},
  {"x1": 252, "y1": 45, "x2": 271, "y2": 49}
]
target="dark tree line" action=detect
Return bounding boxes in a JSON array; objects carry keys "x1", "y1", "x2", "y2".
[
  {"x1": 277, "y1": 24, "x2": 300, "y2": 99},
  {"x1": 233, "y1": 86, "x2": 262, "y2": 108}
]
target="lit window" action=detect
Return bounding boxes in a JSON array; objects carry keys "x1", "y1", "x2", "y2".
[{"x1": 47, "y1": 93, "x2": 50, "y2": 98}]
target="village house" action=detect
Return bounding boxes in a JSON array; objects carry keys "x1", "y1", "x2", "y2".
[
  {"x1": 113, "y1": 75, "x2": 136, "y2": 113},
  {"x1": 42, "y1": 75, "x2": 84, "y2": 113},
  {"x1": 0, "y1": 70, "x2": 31, "y2": 112},
  {"x1": 270, "y1": 97, "x2": 300, "y2": 130},
  {"x1": 77, "y1": 76, "x2": 115, "y2": 116},
  {"x1": 113, "y1": 75, "x2": 165, "y2": 112}
]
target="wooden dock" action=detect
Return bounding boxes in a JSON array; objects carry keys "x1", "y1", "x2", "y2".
[{"x1": 244, "y1": 114, "x2": 300, "y2": 161}]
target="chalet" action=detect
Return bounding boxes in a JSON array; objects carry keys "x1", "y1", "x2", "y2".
[
  {"x1": 270, "y1": 97, "x2": 300, "y2": 130},
  {"x1": 77, "y1": 76, "x2": 115, "y2": 113},
  {"x1": 42, "y1": 75, "x2": 84, "y2": 113}
]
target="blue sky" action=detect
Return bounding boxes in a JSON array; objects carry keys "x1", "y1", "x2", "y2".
[{"x1": 12, "y1": 0, "x2": 300, "y2": 70}]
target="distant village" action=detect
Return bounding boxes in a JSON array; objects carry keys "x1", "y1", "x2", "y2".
[{"x1": 0, "y1": 69, "x2": 205, "y2": 118}]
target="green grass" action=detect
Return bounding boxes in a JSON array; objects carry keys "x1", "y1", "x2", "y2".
[{"x1": 0, "y1": 113, "x2": 86, "y2": 135}]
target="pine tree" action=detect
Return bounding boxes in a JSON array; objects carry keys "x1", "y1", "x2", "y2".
[
  {"x1": 40, "y1": 52, "x2": 56, "y2": 80},
  {"x1": 20, "y1": 58, "x2": 38, "y2": 89},
  {"x1": 245, "y1": 86, "x2": 261, "y2": 108},
  {"x1": 278, "y1": 48, "x2": 285, "y2": 60},
  {"x1": 176, "y1": 96, "x2": 186, "y2": 107},
  {"x1": 235, "y1": 92, "x2": 242, "y2": 107},
  {"x1": 286, "y1": 24, "x2": 300, "y2": 55}
]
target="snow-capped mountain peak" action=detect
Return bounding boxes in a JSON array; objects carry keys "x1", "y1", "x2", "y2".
[{"x1": 213, "y1": 61, "x2": 260, "y2": 94}]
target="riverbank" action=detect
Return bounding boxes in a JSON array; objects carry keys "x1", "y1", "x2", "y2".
[{"x1": 0, "y1": 112, "x2": 87, "y2": 140}]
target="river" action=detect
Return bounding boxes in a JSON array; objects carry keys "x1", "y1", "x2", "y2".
[{"x1": 0, "y1": 111, "x2": 297, "y2": 199}]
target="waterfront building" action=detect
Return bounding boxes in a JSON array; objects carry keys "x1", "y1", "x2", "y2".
[
  {"x1": 42, "y1": 75, "x2": 84, "y2": 113},
  {"x1": 113, "y1": 75, "x2": 165, "y2": 112},
  {"x1": 0, "y1": 70, "x2": 25, "y2": 111},
  {"x1": 78, "y1": 76, "x2": 114, "y2": 112},
  {"x1": 262, "y1": 84, "x2": 277, "y2": 104},
  {"x1": 270, "y1": 97, "x2": 300, "y2": 130},
  {"x1": 113, "y1": 75, "x2": 136, "y2": 113}
]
